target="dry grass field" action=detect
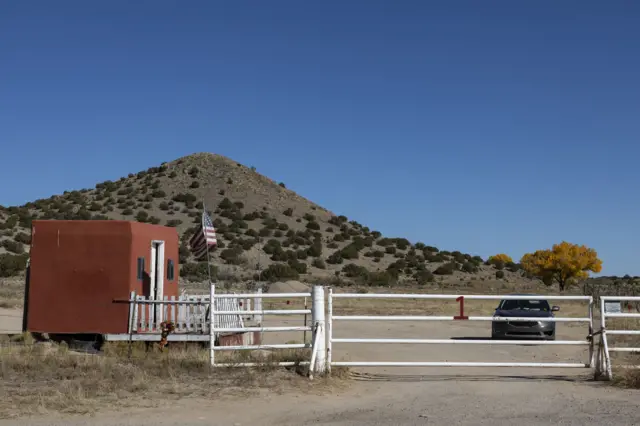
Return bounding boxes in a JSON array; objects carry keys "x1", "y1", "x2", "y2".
[{"x1": 0, "y1": 336, "x2": 348, "y2": 419}]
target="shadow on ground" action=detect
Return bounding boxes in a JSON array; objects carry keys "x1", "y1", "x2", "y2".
[{"x1": 349, "y1": 371, "x2": 596, "y2": 383}]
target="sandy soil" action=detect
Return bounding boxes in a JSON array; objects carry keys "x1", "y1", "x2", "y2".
[{"x1": 1, "y1": 310, "x2": 639, "y2": 425}]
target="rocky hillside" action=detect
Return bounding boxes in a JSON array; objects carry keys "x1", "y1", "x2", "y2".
[{"x1": 0, "y1": 153, "x2": 528, "y2": 285}]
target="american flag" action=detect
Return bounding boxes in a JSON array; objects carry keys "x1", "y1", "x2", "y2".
[{"x1": 189, "y1": 210, "x2": 217, "y2": 261}]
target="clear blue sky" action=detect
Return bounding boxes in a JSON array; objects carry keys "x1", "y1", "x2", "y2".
[{"x1": 1, "y1": 1, "x2": 638, "y2": 275}]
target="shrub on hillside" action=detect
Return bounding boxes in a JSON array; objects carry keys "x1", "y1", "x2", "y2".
[
  {"x1": 261, "y1": 263, "x2": 299, "y2": 281},
  {"x1": 395, "y1": 238, "x2": 410, "y2": 250},
  {"x1": 218, "y1": 198, "x2": 234, "y2": 210},
  {"x1": 368, "y1": 271, "x2": 397, "y2": 287},
  {"x1": 414, "y1": 270, "x2": 435, "y2": 285},
  {"x1": 306, "y1": 221, "x2": 320, "y2": 230},
  {"x1": 433, "y1": 262, "x2": 458, "y2": 275},
  {"x1": 14, "y1": 232, "x2": 31, "y2": 245},
  {"x1": 220, "y1": 247, "x2": 245, "y2": 265},
  {"x1": 342, "y1": 264, "x2": 369, "y2": 279},
  {"x1": 178, "y1": 243, "x2": 190, "y2": 263},
  {"x1": 307, "y1": 242, "x2": 322, "y2": 257},
  {"x1": 262, "y1": 218, "x2": 278, "y2": 229},
  {"x1": 461, "y1": 261, "x2": 479, "y2": 273},
  {"x1": 327, "y1": 252, "x2": 344, "y2": 265},
  {"x1": 2, "y1": 240, "x2": 24, "y2": 254},
  {"x1": 376, "y1": 238, "x2": 393, "y2": 247},
  {"x1": 328, "y1": 215, "x2": 348, "y2": 226},
  {"x1": 340, "y1": 244, "x2": 360, "y2": 260},
  {"x1": 172, "y1": 193, "x2": 197, "y2": 204},
  {"x1": 0, "y1": 253, "x2": 29, "y2": 277},
  {"x1": 262, "y1": 239, "x2": 282, "y2": 254},
  {"x1": 259, "y1": 228, "x2": 272, "y2": 237},
  {"x1": 238, "y1": 238, "x2": 257, "y2": 251},
  {"x1": 243, "y1": 211, "x2": 260, "y2": 221},
  {"x1": 231, "y1": 219, "x2": 249, "y2": 230},
  {"x1": 312, "y1": 258, "x2": 326, "y2": 269},
  {"x1": 425, "y1": 253, "x2": 445, "y2": 263},
  {"x1": 165, "y1": 219, "x2": 182, "y2": 227},
  {"x1": 288, "y1": 259, "x2": 307, "y2": 274},
  {"x1": 135, "y1": 211, "x2": 149, "y2": 222},
  {"x1": 506, "y1": 262, "x2": 521, "y2": 273},
  {"x1": 0, "y1": 216, "x2": 17, "y2": 230},
  {"x1": 190, "y1": 181, "x2": 200, "y2": 188},
  {"x1": 496, "y1": 270, "x2": 505, "y2": 279},
  {"x1": 180, "y1": 262, "x2": 216, "y2": 280}
]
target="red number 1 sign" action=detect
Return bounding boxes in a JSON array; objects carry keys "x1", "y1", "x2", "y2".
[{"x1": 453, "y1": 296, "x2": 469, "y2": 320}]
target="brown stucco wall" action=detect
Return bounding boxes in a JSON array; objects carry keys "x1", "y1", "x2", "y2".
[
  {"x1": 26, "y1": 220, "x2": 180, "y2": 335},
  {"x1": 27, "y1": 220, "x2": 132, "y2": 334}
]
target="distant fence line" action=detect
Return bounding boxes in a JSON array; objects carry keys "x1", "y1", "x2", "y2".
[{"x1": 582, "y1": 281, "x2": 640, "y2": 312}]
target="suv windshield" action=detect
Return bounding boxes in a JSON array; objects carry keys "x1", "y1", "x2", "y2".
[{"x1": 499, "y1": 299, "x2": 551, "y2": 311}]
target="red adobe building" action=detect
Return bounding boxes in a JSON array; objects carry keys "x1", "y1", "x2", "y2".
[{"x1": 25, "y1": 220, "x2": 179, "y2": 335}]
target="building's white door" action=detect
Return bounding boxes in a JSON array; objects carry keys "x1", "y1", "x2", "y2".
[{"x1": 149, "y1": 240, "x2": 165, "y2": 326}]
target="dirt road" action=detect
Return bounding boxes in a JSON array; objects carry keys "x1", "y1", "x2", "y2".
[{"x1": 2, "y1": 311, "x2": 638, "y2": 425}]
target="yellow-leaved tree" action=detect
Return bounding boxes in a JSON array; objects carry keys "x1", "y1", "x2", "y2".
[
  {"x1": 488, "y1": 253, "x2": 513, "y2": 264},
  {"x1": 520, "y1": 241, "x2": 603, "y2": 291}
]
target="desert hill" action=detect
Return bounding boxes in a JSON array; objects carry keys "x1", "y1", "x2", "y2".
[{"x1": 0, "y1": 153, "x2": 529, "y2": 286}]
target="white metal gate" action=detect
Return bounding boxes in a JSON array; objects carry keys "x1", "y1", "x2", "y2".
[
  {"x1": 596, "y1": 295, "x2": 640, "y2": 379},
  {"x1": 327, "y1": 290, "x2": 595, "y2": 371}
]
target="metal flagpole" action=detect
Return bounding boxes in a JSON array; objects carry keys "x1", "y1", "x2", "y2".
[{"x1": 202, "y1": 198, "x2": 216, "y2": 366}]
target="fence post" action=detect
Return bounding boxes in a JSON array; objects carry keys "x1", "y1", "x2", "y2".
[
  {"x1": 127, "y1": 291, "x2": 136, "y2": 359},
  {"x1": 209, "y1": 283, "x2": 216, "y2": 367},
  {"x1": 311, "y1": 285, "x2": 326, "y2": 374},
  {"x1": 327, "y1": 287, "x2": 333, "y2": 374},
  {"x1": 588, "y1": 296, "x2": 594, "y2": 367}
]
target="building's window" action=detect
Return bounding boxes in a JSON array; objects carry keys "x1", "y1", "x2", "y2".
[
  {"x1": 137, "y1": 257, "x2": 145, "y2": 280},
  {"x1": 167, "y1": 259, "x2": 175, "y2": 281}
]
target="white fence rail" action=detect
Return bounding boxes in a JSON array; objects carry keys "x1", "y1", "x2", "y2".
[
  {"x1": 109, "y1": 285, "x2": 326, "y2": 375},
  {"x1": 210, "y1": 285, "x2": 325, "y2": 371},
  {"x1": 596, "y1": 296, "x2": 640, "y2": 380},
  {"x1": 106, "y1": 286, "x2": 640, "y2": 381},
  {"x1": 327, "y1": 290, "x2": 595, "y2": 371},
  {"x1": 130, "y1": 293, "x2": 251, "y2": 334}
]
